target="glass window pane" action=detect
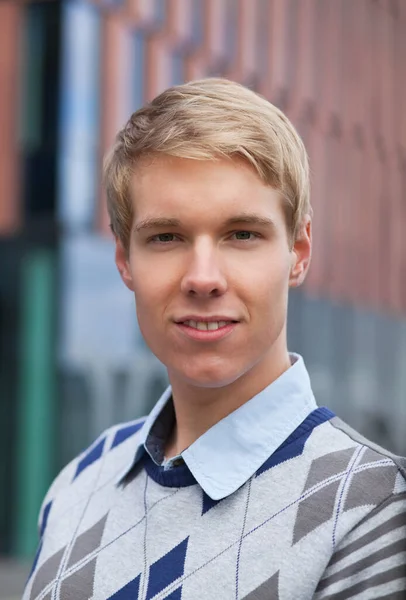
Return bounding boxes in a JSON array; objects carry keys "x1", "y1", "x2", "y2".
[{"x1": 58, "y1": 1, "x2": 101, "y2": 230}]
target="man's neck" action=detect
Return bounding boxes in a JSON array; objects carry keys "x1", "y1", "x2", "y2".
[{"x1": 164, "y1": 345, "x2": 291, "y2": 459}]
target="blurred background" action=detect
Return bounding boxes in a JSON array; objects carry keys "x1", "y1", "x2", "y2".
[{"x1": 0, "y1": 0, "x2": 405, "y2": 596}]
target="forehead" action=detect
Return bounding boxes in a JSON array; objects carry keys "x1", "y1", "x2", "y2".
[{"x1": 131, "y1": 155, "x2": 285, "y2": 226}]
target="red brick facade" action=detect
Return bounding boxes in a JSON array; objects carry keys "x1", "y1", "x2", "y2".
[{"x1": 1, "y1": 0, "x2": 406, "y2": 314}]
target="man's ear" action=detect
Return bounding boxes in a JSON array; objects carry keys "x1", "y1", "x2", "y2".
[
  {"x1": 115, "y1": 238, "x2": 134, "y2": 292},
  {"x1": 289, "y1": 216, "x2": 312, "y2": 288}
]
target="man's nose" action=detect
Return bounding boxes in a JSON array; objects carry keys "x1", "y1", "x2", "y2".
[{"x1": 180, "y1": 241, "x2": 228, "y2": 297}]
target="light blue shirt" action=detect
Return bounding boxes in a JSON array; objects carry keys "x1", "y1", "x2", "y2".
[{"x1": 118, "y1": 353, "x2": 317, "y2": 500}]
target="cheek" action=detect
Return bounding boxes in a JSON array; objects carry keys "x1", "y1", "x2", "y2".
[
  {"x1": 134, "y1": 292, "x2": 162, "y2": 354},
  {"x1": 240, "y1": 254, "x2": 291, "y2": 306},
  {"x1": 129, "y1": 258, "x2": 179, "y2": 321},
  {"x1": 130, "y1": 253, "x2": 161, "y2": 297},
  {"x1": 246, "y1": 265, "x2": 290, "y2": 346}
]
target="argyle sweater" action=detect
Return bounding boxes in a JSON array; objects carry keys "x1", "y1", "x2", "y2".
[{"x1": 24, "y1": 408, "x2": 406, "y2": 600}]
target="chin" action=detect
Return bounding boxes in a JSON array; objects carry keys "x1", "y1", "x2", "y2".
[
  {"x1": 184, "y1": 376, "x2": 237, "y2": 389},
  {"x1": 171, "y1": 360, "x2": 245, "y2": 389}
]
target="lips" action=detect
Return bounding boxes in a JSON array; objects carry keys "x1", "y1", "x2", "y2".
[
  {"x1": 174, "y1": 316, "x2": 239, "y2": 341},
  {"x1": 182, "y1": 320, "x2": 233, "y2": 331},
  {"x1": 175, "y1": 316, "x2": 239, "y2": 323},
  {"x1": 174, "y1": 319, "x2": 238, "y2": 341}
]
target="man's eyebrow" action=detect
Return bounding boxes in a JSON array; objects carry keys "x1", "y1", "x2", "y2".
[
  {"x1": 133, "y1": 217, "x2": 181, "y2": 233},
  {"x1": 223, "y1": 214, "x2": 277, "y2": 229},
  {"x1": 133, "y1": 214, "x2": 277, "y2": 233}
]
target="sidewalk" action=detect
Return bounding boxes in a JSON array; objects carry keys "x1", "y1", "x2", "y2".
[{"x1": 0, "y1": 559, "x2": 29, "y2": 600}]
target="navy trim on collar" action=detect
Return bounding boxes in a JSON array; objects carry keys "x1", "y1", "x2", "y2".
[
  {"x1": 138, "y1": 407, "x2": 335, "y2": 490},
  {"x1": 117, "y1": 354, "x2": 326, "y2": 499},
  {"x1": 142, "y1": 453, "x2": 197, "y2": 487}
]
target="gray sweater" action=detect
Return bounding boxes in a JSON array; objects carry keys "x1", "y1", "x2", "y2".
[{"x1": 24, "y1": 410, "x2": 406, "y2": 600}]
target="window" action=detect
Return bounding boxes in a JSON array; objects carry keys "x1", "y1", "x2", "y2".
[
  {"x1": 21, "y1": 2, "x2": 61, "y2": 219},
  {"x1": 58, "y1": 1, "x2": 101, "y2": 230}
]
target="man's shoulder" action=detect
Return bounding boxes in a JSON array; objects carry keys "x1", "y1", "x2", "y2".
[
  {"x1": 38, "y1": 416, "x2": 146, "y2": 533},
  {"x1": 312, "y1": 418, "x2": 406, "y2": 598},
  {"x1": 304, "y1": 413, "x2": 406, "y2": 508},
  {"x1": 327, "y1": 415, "x2": 406, "y2": 479}
]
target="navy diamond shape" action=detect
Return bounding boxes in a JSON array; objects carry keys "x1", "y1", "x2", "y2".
[
  {"x1": 164, "y1": 587, "x2": 182, "y2": 600},
  {"x1": 29, "y1": 499, "x2": 53, "y2": 576},
  {"x1": 146, "y1": 537, "x2": 189, "y2": 599},
  {"x1": 108, "y1": 573, "x2": 141, "y2": 599},
  {"x1": 27, "y1": 540, "x2": 43, "y2": 582},
  {"x1": 74, "y1": 437, "x2": 106, "y2": 480},
  {"x1": 256, "y1": 430, "x2": 312, "y2": 477},
  {"x1": 202, "y1": 491, "x2": 221, "y2": 516},
  {"x1": 256, "y1": 408, "x2": 334, "y2": 477},
  {"x1": 111, "y1": 421, "x2": 145, "y2": 449},
  {"x1": 40, "y1": 500, "x2": 53, "y2": 537}
]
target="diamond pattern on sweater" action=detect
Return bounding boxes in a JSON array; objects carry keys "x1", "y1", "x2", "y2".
[
  {"x1": 74, "y1": 437, "x2": 106, "y2": 480},
  {"x1": 146, "y1": 537, "x2": 189, "y2": 599},
  {"x1": 111, "y1": 422, "x2": 145, "y2": 449},
  {"x1": 163, "y1": 587, "x2": 183, "y2": 600},
  {"x1": 343, "y1": 464, "x2": 398, "y2": 511},
  {"x1": 358, "y1": 446, "x2": 388, "y2": 466},
  {"x1": 242, "y1": 571, "x2": 280, "y2": 599},
  {"x1": 40, "y1": 501, "x2": 53, "y2": 537},
  {"x1": 303, "y1": 448, "x2": 355, "y2": 491},
  {"x1": 28, "y1": 541, "x2": 43, "y2": 583},
  {"x1": 201, "y1": 491, "x2": 221, "y2": 515},
  {"x1": 108, "y1": 574, "x2": 141, "y2": 599},
  {"x1": 255, "y1": 430, "x2": 312, "y2": 477},
  {"x1": 59, "y1": 557, "x2": 96, "y2": 599},
  {"x1": 24, "y1": 412, "x2": 406, "y2": 600},
  {"x1": 28, "y1": 500, "x2": 54, "y2": 582},
  {"x1": 67, "y1": 514, "x2": 108, "y2": 568},
  {"x1": 30, "y1": 547, "x2": 65, "y2": 600},
  {"x1": 292, "y1": 479, "x2": 341, "y2": 544}
]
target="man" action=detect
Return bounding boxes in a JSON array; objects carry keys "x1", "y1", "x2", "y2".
[{"x1": 24, "y1": 79, "x2": 406, "y2": 599}]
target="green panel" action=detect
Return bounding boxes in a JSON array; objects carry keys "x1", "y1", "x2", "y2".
[
  {"x1": 0, "y1": 242, "x2": 20, "y2": 553},
  {"x1": 14, "y1": 250, "x2": 56, "y2": 558}
]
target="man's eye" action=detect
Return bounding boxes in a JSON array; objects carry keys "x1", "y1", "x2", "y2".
[
  {"x1": 150, "y1": 233, "x2": 177, "y2": 243},
  {"x1": 232, "y1": 231, "x2": 257, "y2": 241}
]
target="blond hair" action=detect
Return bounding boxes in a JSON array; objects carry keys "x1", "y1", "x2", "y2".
[{"x1": 103, "y1": 78, "x2": 311, "y2": 251}]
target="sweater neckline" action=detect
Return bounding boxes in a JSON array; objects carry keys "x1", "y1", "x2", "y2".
[{"x1": 141, "y1": 406, "x2": 335, "y2": 492}]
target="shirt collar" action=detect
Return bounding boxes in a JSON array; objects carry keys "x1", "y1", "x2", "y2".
[{"x1": 117, "y1": 353, "x2": 317, "y2": 500}]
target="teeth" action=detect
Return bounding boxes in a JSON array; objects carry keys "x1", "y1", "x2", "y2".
[{"x1": 183, "y1": 320, "x2": 232, "y2": 330}]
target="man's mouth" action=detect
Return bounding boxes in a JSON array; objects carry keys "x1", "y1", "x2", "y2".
[{"x1": 181, "y1": 320, "x2": 235, "y2": 331}]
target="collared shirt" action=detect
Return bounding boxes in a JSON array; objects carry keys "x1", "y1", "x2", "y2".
[
  {"x1": 118, "y1": 353, "x2": 318, "y2": 500},
  {"x1": 25, "y1": 350, "x2": 406, "y2": 600}
]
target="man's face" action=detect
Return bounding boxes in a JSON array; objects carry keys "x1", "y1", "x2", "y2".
[{"x1": 116, "y1": 156, "x2": 311, "y2": 389}]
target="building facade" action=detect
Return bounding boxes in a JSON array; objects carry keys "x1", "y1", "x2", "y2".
[{"x1": 0, "y1": 0, "x2": 405, "y2": 558}]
